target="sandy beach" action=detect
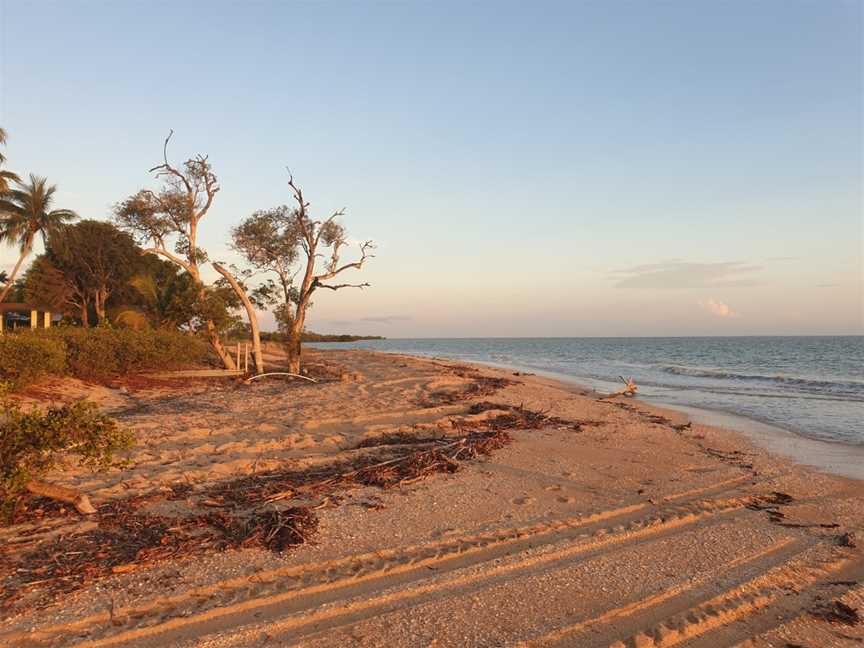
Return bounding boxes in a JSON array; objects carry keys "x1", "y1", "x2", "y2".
[{"x1": 1, "y1": 348, "x2": 862, "y2": 647}]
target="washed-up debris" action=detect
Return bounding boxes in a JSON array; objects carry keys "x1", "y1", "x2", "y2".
[
  {"x1": 809, "y1": 599, "x2": 861, "y2": 626},
  {"x1": 837, "y1": 532, "x2": 857, "y2": 548},
  {"x1": 600, "y1": 376, "x2": 638, "y2": 399},
  {"x1": 1, "y1": 400, "x2": 566, "y2": 612}
]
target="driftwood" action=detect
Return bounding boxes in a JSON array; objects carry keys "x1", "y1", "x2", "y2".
[
  {"x1": 25, "y1": 480, "x2": 96, "y2": 515},
  {"x1": 243, "y1": 372, "x2": 318, "y2": 384},
  {"x1": 601, "y1": 376, "x2": 638, "y2": 399}
]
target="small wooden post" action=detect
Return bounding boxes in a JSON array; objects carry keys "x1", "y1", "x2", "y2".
[
  {"x1": 43, "y1": 311, "x2": 51, "y2": 329},
  {"x1": 0, "y1": 314, "x2": 4, "y2": 334},
  {"x1": 244, "y1": 343, "x2": 249, "y2": 373},
  {"x1": 30, "y1": 310, "x2": 38, "y2": 329},
  {"x1": 236, "y1": 342, "x2": 241, "y2": 372}
]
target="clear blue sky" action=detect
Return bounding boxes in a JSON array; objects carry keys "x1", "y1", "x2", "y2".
[{"x1": 1, "y1": 1, "x2": 861, "y2": 336}]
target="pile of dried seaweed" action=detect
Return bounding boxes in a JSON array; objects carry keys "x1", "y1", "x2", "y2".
[
  {"x1": 0, "y1": 401, "x2": 564, "y2": 611},
  {"x1": 417, "y1": 365, "x2": 518, "y2": 408}
]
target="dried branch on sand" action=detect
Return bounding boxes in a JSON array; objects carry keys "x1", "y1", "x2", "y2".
[
  {"x1": 600, "y1": 376, "x2": 638, "y2": 399},
  {"x1": 0, "y1": 401, "x2": 566, "y2": 611}
]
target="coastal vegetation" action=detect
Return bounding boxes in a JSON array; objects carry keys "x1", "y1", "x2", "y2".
[
  {"x1": 0, "y1": 126, "x2": 376, "y2": 517},
  {"x1": 0, "y1": 127, "x2": 375, "y2": 380},
  {"x1": 230, "y1": 175, "x2": 374, "y2": 373},
  {"x1": 0, "y1": 174, "x2": 77, "y2": 304},
  {"x1": 0, "y1": 390, "x2": 132, "y2": 519},
  {"x1": 0, "y1": 329, "x2": 207, "y2": 387}
]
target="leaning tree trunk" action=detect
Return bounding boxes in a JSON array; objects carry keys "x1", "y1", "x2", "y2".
[
  {"x1": 212, "y1": 263, "x2": 264, "y2": 374},
  {"x1": 192, "y1": 281, "x2": 236, "y2": 371},
  {"x1": 206, "y1": 318, "x2": 236, "y2": 370},
  {"x1": 0, "y1": 236, "x2": 32, "y2": 303}
]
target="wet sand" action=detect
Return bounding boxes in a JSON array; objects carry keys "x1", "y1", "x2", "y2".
[{"x1": 1, "y1": 349, "x2": 862, "y2": 647}]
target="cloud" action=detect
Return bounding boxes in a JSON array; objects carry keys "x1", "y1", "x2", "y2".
[
  {"x1": 325, "y1": 315, "x2": 411, "y2": 326},
  {"x1": 358, "y1": 315, "x2": 412, "y2": 323},
  {"x1": 611, "y1": 260, "x2": 761, "y2": 290},
  {"x1": 698, "y1": 298, "x2": 738, "y2": 318},
  {"x1": 815, "y1": 283, "x2": 839, "y2": 288}
]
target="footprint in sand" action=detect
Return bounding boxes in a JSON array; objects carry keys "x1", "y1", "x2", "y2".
[
  {"x1": 556, "y1": 495, "x2": 578, "y2": 504},
  {"x1": 511, "y1": 496, "x2": 536, "y2": 505},
  {"x1": 544, "y1": 484, "x2": 563, "y2": 492}
]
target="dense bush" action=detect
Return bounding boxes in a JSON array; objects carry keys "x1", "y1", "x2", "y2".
[
  {"x1": 0, "y1": 328, "x2": 208, "y2": 385},
  {"x1": 0, "y1": 334, "x2": 66, "y2": 387},
  {"x1": 0, "y1": 392, "x2": 133, "y2": 519},
  {"x1": 52, "y1": 328, "x2": 208, "y2": 380}
]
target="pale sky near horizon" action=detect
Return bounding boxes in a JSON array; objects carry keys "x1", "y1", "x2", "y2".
[{"x1": 0, "y1": 1, "x2": 861, "y2": 337}]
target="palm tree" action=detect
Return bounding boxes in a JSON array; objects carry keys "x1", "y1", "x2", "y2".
[
  {"x1": 0, "y1": 175, "x2": 78, "y2": 303},
  {"x1": 0, "y1": 127, "x2": 20, "y2": 195}
]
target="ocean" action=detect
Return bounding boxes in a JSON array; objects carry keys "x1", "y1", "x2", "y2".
[{"x1": 311, "y1": 336, "x2": 864, "y2": 447}]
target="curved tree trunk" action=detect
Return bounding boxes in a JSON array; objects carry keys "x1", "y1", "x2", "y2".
[
  {"x1": 212, "y1": 263, "x2": 264, "y2": 374},
  {"x1": 192, "y1": 280, "x2": 236, "y2": 371},
  {"x1": 0, "y1": 236, "x2": 33, "y2": 303},
  {"x1": 206, "y1": 315, "x2": 236, "y2": 370}
]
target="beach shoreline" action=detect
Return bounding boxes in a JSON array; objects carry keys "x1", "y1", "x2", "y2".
[
  {"x1": 312, "y1": 340, "x2": 864, "y2": 479},
  {"x1": 2, "y1": 348, "x2": 862, "y2": 646},
  {"x1": 427, "y1": 354, "x2": 864, "y2": 482},
  {"x1": 308, "y1": 336, "x2": 864, "y2": 448}
]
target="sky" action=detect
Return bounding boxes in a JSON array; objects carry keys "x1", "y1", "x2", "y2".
[{"x1": 0, "y1": 0, "x2": 861, "y2": 337}]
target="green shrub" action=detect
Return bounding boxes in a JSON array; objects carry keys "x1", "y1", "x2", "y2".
[
  {"x1": 0, "y1": 328, "x2": 208, "y2": 384},
  {"x1": 0, "y1": 392, "x2": 133, "y2": 519},
  {"x1": 0, "y1": 333, "x2": 67, "y2": 387},
  {"x1": 49, "y1": 328, "x2": 208, "y2": 380}
]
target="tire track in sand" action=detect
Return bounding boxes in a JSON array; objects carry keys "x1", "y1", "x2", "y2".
[
  {"x1": 523, "y1": 541, "x2": 862, "y2": 647},
  {"x1": 4, "y1": 478, "x2": 758, "y2": 647}
]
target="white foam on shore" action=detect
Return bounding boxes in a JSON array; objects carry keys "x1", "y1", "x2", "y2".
[
  {"x1": 462, "y1": 358, "x2": 864, "y2": 481},
  {"x1": 666, "y1": 404, "x2": 864, "y2": 481}
]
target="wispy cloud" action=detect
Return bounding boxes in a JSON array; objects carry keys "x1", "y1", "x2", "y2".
[
  {"x1": 358, "y1": 315, "x2": 412, "y2": 323},
  {"x1": 815, "y1": 283, "x2": 839, "y2": 288},
  {"x1": 611, "y1": 260, "x2": 761, "y2": 290},
  {"x1": 326, "y1": 315, "x2": 411, "y2": 326},
  {"x1": 698, "y1": 298, "x2": 738, "y2": 318}
]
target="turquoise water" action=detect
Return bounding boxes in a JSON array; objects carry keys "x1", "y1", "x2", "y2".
[{"x1": 312, "y1": 337, "x2": 864, "y2": 446}]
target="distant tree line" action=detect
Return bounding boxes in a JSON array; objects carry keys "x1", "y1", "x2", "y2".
[{"x1": 0, "y1": 128, "x2": 375, "y2": 374}]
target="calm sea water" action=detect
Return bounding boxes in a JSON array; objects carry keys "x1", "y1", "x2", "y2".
[{"x1": 312, "y1": 337, "x2": 864, "y2": 446}]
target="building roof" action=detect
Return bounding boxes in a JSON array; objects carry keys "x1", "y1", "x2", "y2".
[{"x1": 0, "y1": 303, "x2": 44, "y2": 314}]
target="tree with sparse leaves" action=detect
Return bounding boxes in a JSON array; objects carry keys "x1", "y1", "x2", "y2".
[
  {"x1": 232, "y1": 175, "x2": 373, "y2": 373},
  {"x1": 114, "y1": 132, "x2": 236, "y2": 369}
]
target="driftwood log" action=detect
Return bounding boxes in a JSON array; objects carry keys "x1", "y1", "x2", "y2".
[
  {"x1": 601, "y1": 376, "x2": 638, "y2": 399},
  {"x1": 244, "y1": 372, "x2": 318, "y2": 384},
  {"x1": 25, "y1": 480, "x2": 96, "y2": 515}
]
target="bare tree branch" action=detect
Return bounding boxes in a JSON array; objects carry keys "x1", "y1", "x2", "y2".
[
  {"x1": 140, "y1": 246, "x2": 193, "y2": 274},
  {"x1": 315, "y1": 281, "x2": 371, "y2": 291},
  {"x1": 314, "y1": 240, "x2": 375, "y2": 281}
]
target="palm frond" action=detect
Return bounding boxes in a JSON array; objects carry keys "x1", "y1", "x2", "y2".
[
  {"x1": 128, "y1": 273, "x2": 159, "y2": 304},
  {"x1": 114, "y1": 308, "x2": 151, "y2": 330}
]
